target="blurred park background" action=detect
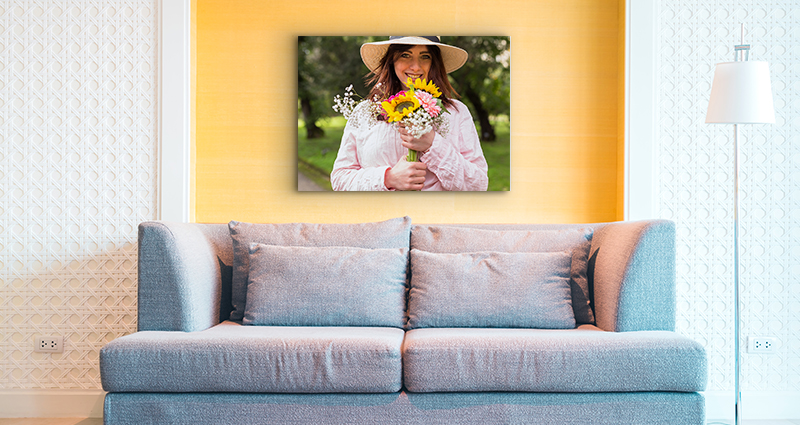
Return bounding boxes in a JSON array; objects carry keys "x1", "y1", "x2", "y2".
[{"x1": 297, "y1": 36, "x2": 511, "y2": 191}]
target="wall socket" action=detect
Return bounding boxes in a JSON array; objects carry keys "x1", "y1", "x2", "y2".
[
  {"x1": 747, "y1": 336, "x2": 777, "y2": 354},
  {"x1": 34, "y1": 336, "x2": 64, "y2": 353}
]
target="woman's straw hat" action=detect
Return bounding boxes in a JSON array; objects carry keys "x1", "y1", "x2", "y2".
[{"x1": 360, "y1": 36, "x2": 468, "y2": 74}]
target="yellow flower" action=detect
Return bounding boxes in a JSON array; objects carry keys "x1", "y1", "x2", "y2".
[
  {"x1": 407, "y1": 77, "x2": 442, "y2": 98},
  {"x1": 381, "y1": 91, "x2": 420, "y2": 123}
]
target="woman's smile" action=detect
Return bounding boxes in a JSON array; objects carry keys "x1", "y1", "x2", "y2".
[{"x1": 394, "y1": 45, "x2": 432, "y2": 88}]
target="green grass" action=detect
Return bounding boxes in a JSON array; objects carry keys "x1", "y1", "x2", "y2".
[
  {"x1": 298, "y1": 116, "x2": 510, "y2": 191},
  {"x1": 484, "y1": 117, "x2": 510, "y2": 191},
  {"x1": 297, "y1": 117, "x2": 346, "y2": 190}
]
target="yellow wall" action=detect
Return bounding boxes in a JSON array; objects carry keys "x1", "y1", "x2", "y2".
[{"x1": 195, "y1": 0, "x2": 624, "y2": 224}]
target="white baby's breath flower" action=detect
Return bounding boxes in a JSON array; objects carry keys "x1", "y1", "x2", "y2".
[
  {"x1": 401, "y1": 106, "x2": 447, "y2": 139},
  {"x1": 332, "y1": 85, "x2": 378, "y2": 128}
]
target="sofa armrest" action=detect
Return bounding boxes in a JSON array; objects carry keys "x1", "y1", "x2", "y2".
[
  {"x1": 138, "y1": 221, "x2": 230, "y2": 332},
  {"x1": 591, "y1": 220, "x2": 676, "y2": 332}
]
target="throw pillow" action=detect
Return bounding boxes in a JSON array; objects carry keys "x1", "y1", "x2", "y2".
[
  {"x1": 411, "y1": 225, "x2": 594, "y2": 325},
  {"x1": 407, "y1": 249, "x2": 575, "y2": 329},
  {"x1": 228, "y1": 217, "x2": 411, "y2": 321},
  {"x1": 244, "y1": 244, "x2": 408, "y2": 327},
  {"x1": 217, "y1": 256, "x2": 233, "y2": 321}
]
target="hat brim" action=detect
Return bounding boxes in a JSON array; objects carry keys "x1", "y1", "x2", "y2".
[{"x1": 360, "y1": 36, "x2": 468, "y2": 74}]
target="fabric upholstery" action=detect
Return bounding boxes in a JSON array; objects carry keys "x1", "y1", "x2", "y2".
[
  {"x1": 402, "y1": 327, "x2": 707, "y2": 393},
  {"x1": 103, "y1": 391, "x2": 706, "y2": 425},
  {"x1": 411, "y1": 225, "x2": 595, "y2": 324},
  {"x1": 100, "y1": 321, "x2": 404, "y2": 393},
  {"x1": 135, "y1": 220, "x2": 678, "y2": 333},
  {"x1": 569, "y1": 236, "x2": 593, "y2": 323},
  {"x1": 244, "y1": 244, "x2": 407, "y2": 327},
  {"x1": 228, "y1": 217, "x2": 411, "y2": 321},
  {"x1": 137, "y1": 222, "x2": 231, "y2": 332},
  {"x1": 217, "y1": 256, "x2": 233, "y2": 321},
  {"x1": 407, "y1": 249, "x2": 575, "y2": 329},
  {"x1": 591, "y1": 220, "x2": 676, "y2": 332}
]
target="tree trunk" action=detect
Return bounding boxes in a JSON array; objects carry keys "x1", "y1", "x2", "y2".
[
  {"x1": 300, "y1": 96, "x2": 324, "y2": 139},
  {"x1": 464, "y1": 85, "x2": 495, "y2": 142}
]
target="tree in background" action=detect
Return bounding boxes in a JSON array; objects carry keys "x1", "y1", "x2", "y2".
[
  {"x1": 298, "y1": 36, "x2": 373, "y2": 139},
  {"x1": 446, "y1": 36, "x2": 510, "y2": 142},
  {"x1": 298, "y1": 36, "x2": 323, "y2": 139}
]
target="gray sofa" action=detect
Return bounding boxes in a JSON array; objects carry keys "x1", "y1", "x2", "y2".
[{"x1": 100, "y1": 217, "x2": 708, "y2": 424}]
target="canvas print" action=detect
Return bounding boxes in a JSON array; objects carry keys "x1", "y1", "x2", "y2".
[{"x1": 298, "y1": 36, "x2": 510, "y2": 191}]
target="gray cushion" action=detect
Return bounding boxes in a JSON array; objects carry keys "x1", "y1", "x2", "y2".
[
  {"x1": 407, "y1": 250, "x2": 575, "y2": 329},
  {"x1": 228, "y1": 217, "x2": 411, "y2": 321},
  {"x1": 243, "y1": 244, "x2": 408, "y2": 327},
  {"x1": 217, "y1": 256, "x2": 233, "y2": 321},
  {"x1": 411, "y1": 225, "x2": 595, "y2": 324},
  {"x1": 402, "y1": 327, "x2": 708, "y2": 393},
  {"x1": 100, "y1": 321, "x2": 405, "y2": 393}
]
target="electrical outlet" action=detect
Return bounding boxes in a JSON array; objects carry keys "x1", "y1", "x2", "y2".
[
  {"x1": 747, "y1": 336, "x2": 777, "y2": 354},
  {"x1": 34, "y1": 336, "x2": 64, "y2": 353}
]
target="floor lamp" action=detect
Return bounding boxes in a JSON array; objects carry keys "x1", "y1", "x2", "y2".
[{"x1": 705, "y1": 27, "x2": 775, "y2": 425}]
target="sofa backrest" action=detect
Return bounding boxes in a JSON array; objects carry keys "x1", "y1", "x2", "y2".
[
  {"x1": 137, "y1": 220, "x2": 675, "y2": 333},
  {"x1": 138, "y1": 222, "x2": 232, "y2": 332}
]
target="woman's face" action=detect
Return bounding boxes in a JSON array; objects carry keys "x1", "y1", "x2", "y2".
[{"x1": 394, "y1": 45, "x2": 432, "y2": 88}]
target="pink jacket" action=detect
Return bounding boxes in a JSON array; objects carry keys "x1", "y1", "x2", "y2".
[{"x1": 331, "y1": 100, "x2": 489, "y2": 191}]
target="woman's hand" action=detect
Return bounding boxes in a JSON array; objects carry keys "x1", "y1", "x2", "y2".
[
  {"x1": 398, "y1": 124, "x2": 434, "y2": 153},
  {"x1": 385, "y1": 158, "x2": 427, "y2": 191}
]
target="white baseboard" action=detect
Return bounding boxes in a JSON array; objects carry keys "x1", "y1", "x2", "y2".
[
  {"x1": 0, "y1": 389, "x2": 105, "y2": 418},
  {"x1": 704, "y1": 390, "x2": 800, "y2": 421}
]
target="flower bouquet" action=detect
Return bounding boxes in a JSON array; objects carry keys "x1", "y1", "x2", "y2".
[
  {"x1": 333, "y1": 78, "x2": 449, "y2": 162},
  {"x1": 381, "y1": 78, "x2": 449, "y2": 161}
]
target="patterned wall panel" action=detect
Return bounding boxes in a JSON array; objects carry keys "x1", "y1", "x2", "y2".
[
  {"x1": 656, "y1": 1, "x2": 800, "y2": 391},
  {"x1": 0, "y1": 1, "x2": 158, "y2": 389}
]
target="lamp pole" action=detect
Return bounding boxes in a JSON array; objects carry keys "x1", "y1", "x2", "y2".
[
  {"x1": 707, "y1": 23, "x2": 774, "y2": 425},
  {"x1": 733, "y1": 118, "x2": 741, "y2": 425},
  {"x1": 732, "y1": 24, "x2": 749, "y2": 425}
]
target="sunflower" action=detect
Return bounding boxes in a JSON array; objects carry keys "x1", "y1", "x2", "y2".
[
  {"x1": 407, "y1": 77, "x2": 442, "y2": 98},
  {"x1": 381, "y1": 91, "x2": 420, "y2": 123}
]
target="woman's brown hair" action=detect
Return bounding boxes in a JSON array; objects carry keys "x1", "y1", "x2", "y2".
[{"x1": 366, "y1": 44, "x2": 459, "y2": 109}]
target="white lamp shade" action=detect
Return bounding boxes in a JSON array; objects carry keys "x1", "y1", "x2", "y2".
[{"x1": 706, "y1": 61, "x2": 775, "y2": 124}]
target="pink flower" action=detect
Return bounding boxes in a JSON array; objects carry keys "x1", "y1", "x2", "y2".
[
  {"x1": 415, "y1": 90, "x2": 441, "y2": 117},
  {"x1": 387, "y1": 91, "x2": 407, "y2": 103}
]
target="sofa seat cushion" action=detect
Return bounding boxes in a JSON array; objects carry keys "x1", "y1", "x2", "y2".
[
  {"x1": 402, "y1": 326, "x2": 707, "y2": 393},
  {"x1": 101, "y1": 321, "x2": 404, "y2": 393}
]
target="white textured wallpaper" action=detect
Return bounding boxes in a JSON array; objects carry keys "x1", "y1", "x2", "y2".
[
  {"x1": 0, "y1": 1, "x2": 158, "y2": 389},
  {"x1": 656, "y1": 1, "x2": 800, "y2": 391}
]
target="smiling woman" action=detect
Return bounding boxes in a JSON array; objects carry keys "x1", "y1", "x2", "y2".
[{"x1": 330, "y1": 36, "x2": 489, "y2": 192}]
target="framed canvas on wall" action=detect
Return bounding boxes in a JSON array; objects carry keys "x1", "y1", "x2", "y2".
[{"x1": 297, "y1": 36, "x2": 511, "y2": 192}]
